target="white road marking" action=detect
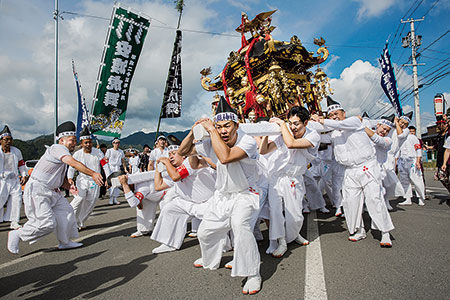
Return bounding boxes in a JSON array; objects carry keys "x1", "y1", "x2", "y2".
[
  {"x1": 304, "y1": 211, "x2": 328, "y2": 300},
  {"x1": 0, "y1": 221, "x2": 133, "y2": 271},
  {"x1": 426, "y1": 186, "x2": 449, "y2": 192}
]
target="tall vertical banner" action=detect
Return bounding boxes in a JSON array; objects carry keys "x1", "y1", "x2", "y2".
[
  {"x1": 379, "y1": 43, "x2": 403, "y2": 116},
  {"x1": 72, "y1": 60, "x2": 90, "y2": 141},
  {"x1": 91, "y1": 4, "x2": 150, "y2": 137},
  {"x1": 161, "y1": 30, "x2": 182, "y2": 118}
]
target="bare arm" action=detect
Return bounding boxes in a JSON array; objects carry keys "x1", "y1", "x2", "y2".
[
  {"x1": 122, "y1": 157, "x2": 128, "y2": 174},
  {"x1": 272, "y1": 118, "x2": 313, "y2": 149},
  {"x1": 259, "y1": 135, "x2": 277, "y2": 154},
  {"x1": 364, "y1": 127, "x2": 375, "y2": 137},
  {"x1": 159, "y1": 157, "x2": 181, "y2": 182},
  {"x1": 442, "y1": 149, "x2": 450, "y2": 171},
  {"x1": 61, "y1": 155, "x2": 103, "y2": 186},
  {"x1": 154, "y1": 165, "x2": 170, "y2": 191},
  {"x1": 202, "y1": 119, "x2": 248, "y2": 164}
]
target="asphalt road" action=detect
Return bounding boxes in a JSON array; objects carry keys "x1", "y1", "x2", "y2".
[{"x1": 0, "y1": 171, "x2": 449, "y2": 300}]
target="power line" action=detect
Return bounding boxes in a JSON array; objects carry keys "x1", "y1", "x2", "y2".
[{"x1": 419, "y1": 29, "x2": 450, "y2": 54}]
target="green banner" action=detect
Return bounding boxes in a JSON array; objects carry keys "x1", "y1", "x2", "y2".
[{"x1": 91, "y1": 4, "x2": 150, "y2": 137}]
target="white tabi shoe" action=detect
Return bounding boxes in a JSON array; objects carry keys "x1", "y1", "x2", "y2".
[
  {"x1": 152, "y1": 244, "x2": 176, "y2": 254},
  {"x1": 58, "y1": 241, "x2": 83, "y2": 250},
  {"x1": 7, "y1": 230, "x2": 20, "y2": 254},
  {"x1": 272, "y1": 238, "x2": 287, "y2": 258},
  {"x1": 398, "y1": 199, "x2": 412, "y2": 206},
  {"x1": 418, "y1": 199, "x2": 425, "y2": 206},
  {"x1": 303, "y1": 206, "x2": 310, "y2": 214},
  {"x1": 266, "y1": 239, "x2": 278, "y2": 255},
  {"x1": 380, "y1": 232, "x2": 392, "y2": 248},
  {"x1": 295, "y1": 234, "x2": 310, "y2": 246},
  {"x1": 188, "y1": 231, "x2": 198, "y2": 238},
  {"x1": 319, "y1": 207, "x2": 330, "y2": 214},
  {"x1": 193, "y1": 258, "x2": 203, "y2": 268},
  {"x1": 348, "y1": 227, "x2": 367, "y2": 242},
  {"x1": 225, "y1": 260, "x2": 234, "y2": 269},
  {"x1": 335, "y1": 207, "x2": 343, "y2": 217},
  {"x1": 130, "y1": 231, "x2": 144, "y2": 238},
  {"x1": 242, "y1": 274, "x2": 262, "y2": 295},
  {"x1": 10, "y1": 222, "x2": 22, "y2": 230}
]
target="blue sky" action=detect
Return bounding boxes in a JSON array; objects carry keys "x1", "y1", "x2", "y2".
[{"x1": 0, "y1": 0, "x2": 449, "y2": 139}]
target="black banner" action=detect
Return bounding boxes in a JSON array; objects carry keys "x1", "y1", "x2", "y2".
[
  {"x1": 378, "y1": 43, "x2": 403, "y2": 116},
  {"x1": 161, "y1": 30, "x2": 182, "y2": 118}
]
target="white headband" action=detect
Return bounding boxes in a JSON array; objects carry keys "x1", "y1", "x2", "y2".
[
  {"x1": 379, "y1": 119, "x2": 394, "y2": 128},
  {"x1": 168, "y1": 145, "x2": 179, "y2": 152},
  {"x1": 1, "y1": 133, "x2": 11, "y2": 139},
  {"x1": 400, "y1": 116, "x2": 411, "y2": 123},
  {"x1": 80, "y1": 135, "x2": 93, "y2": 140},
  {"x1": 327, "y1": 104, "x2": 344, "y2": 114},
  {"x1": 57, "y1": 131, "x2": 76, "y2": 140},
  {"x1": 214, "y1": 112, "x2": 239, "y2": 123}
]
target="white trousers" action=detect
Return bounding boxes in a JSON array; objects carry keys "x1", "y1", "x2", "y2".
[
  {"x1": 0, "y1": 177, "x2": 22, "y2": 223},
  {"x1": 151, "y1": 197, "x2": 208, "y2": 249},
  {"x1": 398, "y1": 158, "x2": 425, "y2": 200},
  {"x1": 198, "y1": 190, "x2": 260, "y2": 277},
  {"x1": 341, "y1": 160, "x2": 394, "y2": 234},
  {"x1": 136, "y1": 190, "x2": 165, "y2": 233},
  {"x1": 19, "y1": 179, "x2": 78, "y2": 244},
  {"x1": 330, "y1": 161, "x2": 345, "y2": 208},
  {"x1": 304, "y1": 169, "x2": 327, "y2": 210},
  {"x1": 268, "y1": 175, "x2": 305, "y2": 243},
  {"x1": 70, "y1": 178, "x2": 100, "y2": 227}
]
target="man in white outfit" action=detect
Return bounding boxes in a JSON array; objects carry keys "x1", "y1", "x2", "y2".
[
  {"x1": 397, "y1": 116, "x2": 426, "y2": 206},
  {"x1": 363, "y1": 116, "x2": 395, "y2": 210},
  {"x1": 0, "y1": 125, "x2": 28, "y2": 229},
  {"x1": 7, "y1": 121, "x2": 103, "y2": 254},
  {"x1": 148, "y1": 135, "x2": 168, "y2": 170},
  {"x1": 311, "y1": 98, "x2": 395, "y2": 247},
  {"x1": 67, "y1": 127, "x2": 104, "y2": 230},
  {"x1": 178, "y1": 96, "x2": 262, "y2": 295},
  {"x1": 259, "y1": 106, "x2": 320, "y2": 257},
  {"x1": 117, "y1": 172, "x2": 169, "y2": 238},
  {"x1": 151, "y1": 142, "x2": 216, "y2": 254},
  {"x1": 128, "y1": 151, "x2": 140, "y2": 174},
  {"x1": 105, "y1": 138, "x2": 127, "y2": 205}
]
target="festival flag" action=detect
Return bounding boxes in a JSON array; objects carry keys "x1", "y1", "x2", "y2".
[
  {"x1": 379, "y1": 43, "x2": 403, "y2": 116},
  {"x1": 161, "y1": 30, "x2": 183, "y2": 118},
  {"x1": 72, "y1": 60, "x2": 90, "y2": 141},
  {"x1": 90, "y1": 3, "x2": 150, "y2": 137}
]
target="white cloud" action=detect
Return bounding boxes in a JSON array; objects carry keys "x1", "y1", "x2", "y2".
[
  {"x1": 0, "y1": 0, "x2": 239, "y2": 140},
  {"x1": 353, "y1": 0, "x2": 396, "y2": 20},
  {"x1": 322, "y1": 54, "x2": 340, "y2": 75}
]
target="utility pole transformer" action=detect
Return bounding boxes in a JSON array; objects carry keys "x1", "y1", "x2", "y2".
[{"x1": 401, "y1": 17, "x2": 424, "y2": 137}]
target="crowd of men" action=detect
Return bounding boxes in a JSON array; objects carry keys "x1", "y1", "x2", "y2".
[{"x1": 3, "y1": 95, "x2": 450, "y2": 295}]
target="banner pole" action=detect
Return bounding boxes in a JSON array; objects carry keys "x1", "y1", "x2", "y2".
[{"x1": 155, "y1": 1, "x2": 183, "y2": 142}]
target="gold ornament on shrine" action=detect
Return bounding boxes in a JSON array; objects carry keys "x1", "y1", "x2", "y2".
[{"x1": 200, "y1": 10, "x2": 333, "y2": 121}]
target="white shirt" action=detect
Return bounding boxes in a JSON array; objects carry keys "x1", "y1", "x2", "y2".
[
  {"x1": 196, "y1": 129, "x2": 259, "y2": 192},
  {"x1": 369, "y1": 133, "x2": 392, "y2": 165},
  {"x1": 149, "y1": 147, "x2": 168, "y2": 167},
  {"x1": 68, "y1": 148, "x2": 104, "y2": 181},
  {"x1": 31, "y1": 144, "x2": 71, "y2": 189},
  {"x1": 129, "y1": 156, "x2": 140, "y2": 173},
  {"x1": 320, "y1": 117, "x2": 376, "y2": 167},
  {"x1": 171, "y1": 158, "x2": 216, "y2": 204},
  {"x1": 444, "y1": 136, "x2": 450, "y2": 149},
  {"x1": 268, "y1": 127, "x2": 320, "y2": 177},
  {"x1": 399, "y1": 133, "x2": 422, "y2": 159},
  {"x1": 105, "y1": 148, "x2": 124, "y2": 172}
]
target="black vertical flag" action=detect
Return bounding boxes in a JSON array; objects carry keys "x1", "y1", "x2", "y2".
[
  {"x1": 379, "y1": 43, "x2": 403, "y2": 116},
  {"x1": 161, "y1": 30, "x2": 182, "y2": 118}
]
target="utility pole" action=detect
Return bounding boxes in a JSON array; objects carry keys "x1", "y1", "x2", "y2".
[
  {"x1": 53, "y1": 0, "x2": 59, "y2": 142},
  {"x1": 401, "y1": 17, "x2": 424, "y2": 137}
]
